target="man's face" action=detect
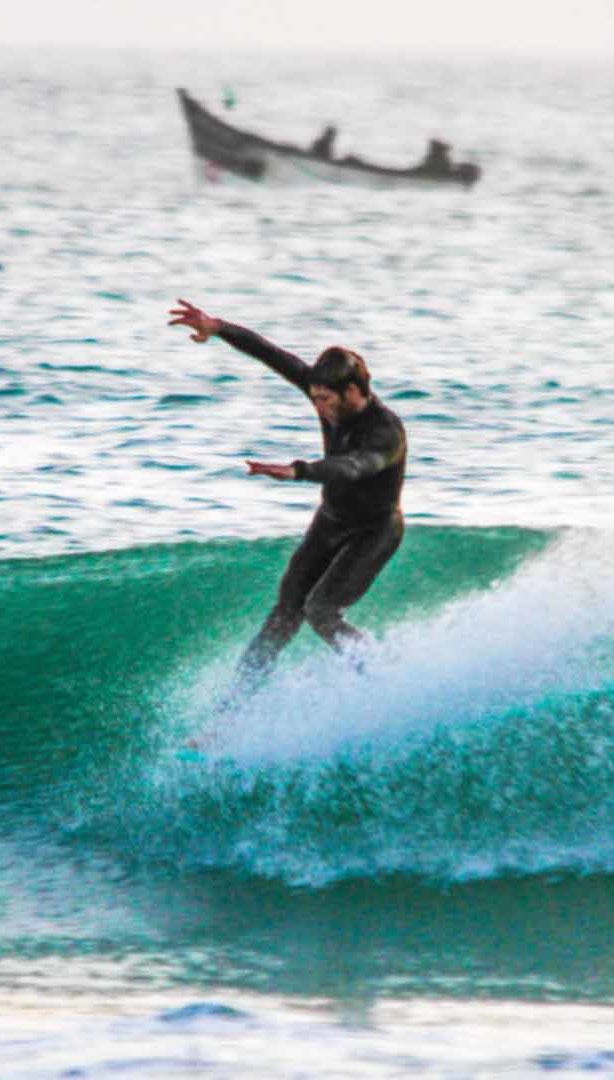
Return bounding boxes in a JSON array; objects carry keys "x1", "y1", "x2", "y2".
[
  {"x1": 310, "y1": 383, "x2": 366, "y2": 425},
  {"x1": 309, "y1": 384, "x2": 346, "y2": 425}
]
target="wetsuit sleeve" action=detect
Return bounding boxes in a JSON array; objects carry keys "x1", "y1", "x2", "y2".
[
  {"x1": 292, "y1": 423, "x2": 405, "y2": 483},
  {"x1": 216, "y1": 321, "x2": 311, "y2": 395}
]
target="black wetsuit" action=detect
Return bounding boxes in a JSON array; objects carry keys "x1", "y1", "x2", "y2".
[{"x1": 217, "y1": 321, "x2": 407, "y2": 681}]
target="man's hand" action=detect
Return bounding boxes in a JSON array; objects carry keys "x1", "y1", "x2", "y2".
[
  {"x1": 168, "y1": 298, "x2": 221, "y2": 343},
  {"x1": 246, "y1": 461, "x2": 296, "y2": 481}
]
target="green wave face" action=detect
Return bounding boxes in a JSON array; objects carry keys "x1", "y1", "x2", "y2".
[
  {"x1": 2, "y1": 523, "x2": 614, "y2": 892},
  {"x1": 0, "y1": 525, "x2": 548, "y2": 780}
]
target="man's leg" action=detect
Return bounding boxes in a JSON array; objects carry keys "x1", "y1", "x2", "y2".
[
  {"x1": 303, "y1": 511, "x2": 404, "y2": 651},
  {"x1": 233, "y1": 510, "x2": 348, "y2": 692}
]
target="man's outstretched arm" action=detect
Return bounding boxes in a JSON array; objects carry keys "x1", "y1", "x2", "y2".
[
  {"x1": 168, "y1": 299, "x2": 311, "y2": 394},
  {"x1": 293, "y1": 422, "x2": 406, "y2": 484}
]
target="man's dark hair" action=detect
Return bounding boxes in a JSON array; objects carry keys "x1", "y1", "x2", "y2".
[{"x1": 310, "y1": 347, "x2": 371, "y2": 396}]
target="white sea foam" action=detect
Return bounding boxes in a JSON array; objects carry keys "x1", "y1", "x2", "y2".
[{"x1": 182, "y1": 527, "x2": 614, "y2": 765}]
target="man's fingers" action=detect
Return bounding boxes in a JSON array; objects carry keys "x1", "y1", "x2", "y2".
[
  {"x1": 176, "y1": 298, "x2": 203, "y2": 316},
  {"x1": 169, "y1": 299, "x2": 201, "y2": 317},
  {"x1": 246, "y1": 461, "x2": 293, "y2": 480},
  {"x1": 246, "y1": 461, "x2": 273, "y2": 475}
]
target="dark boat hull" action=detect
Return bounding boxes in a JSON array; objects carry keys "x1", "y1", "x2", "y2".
[{"x1": 177, "y1": 89, "x2": 481, "y2": 188}]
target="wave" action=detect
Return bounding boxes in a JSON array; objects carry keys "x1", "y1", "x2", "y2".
[
  {"x1": 2, "y1": 524, "x2": 614, "y2": 888},
  {"x1": 0, "y1": 523, "x2": 548, "y2": 772}
]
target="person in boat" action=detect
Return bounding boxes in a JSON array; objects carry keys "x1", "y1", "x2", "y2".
[
  {"x1": 169, "y1": 299, "x2": 407, "y2": 696},
  {"x1": 419, "y1": 139, "x2": 453, "y2": 176},
  {"x1": 310, "y1": 125, "x2": 337, "y2": 160}
]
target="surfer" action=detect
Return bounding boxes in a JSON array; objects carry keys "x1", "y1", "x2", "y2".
[{"x1": 169, "y1": 299, "x2": 407, "y2": 696}]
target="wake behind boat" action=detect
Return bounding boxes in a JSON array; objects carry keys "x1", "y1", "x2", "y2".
[{"x1": 177, "y1": 88, "x2": 481, "y2": 188}]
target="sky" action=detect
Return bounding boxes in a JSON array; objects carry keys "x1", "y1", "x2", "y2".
[{"x1": 1, "y1": 0, "x2": 613, "y2": 55}]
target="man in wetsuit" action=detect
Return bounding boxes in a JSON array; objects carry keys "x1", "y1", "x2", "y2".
[{"x1": 169, "y1": 298, "x2": 407, "y2": 692}]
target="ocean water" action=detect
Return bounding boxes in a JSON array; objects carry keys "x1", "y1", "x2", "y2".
[{"x1": 1, "y1": 45, "x2": 614, "y2": 1077}]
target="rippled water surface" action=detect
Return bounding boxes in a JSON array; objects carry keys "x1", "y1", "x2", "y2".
[{"x1": 1, "y1": 48, "x2": 612, "y2": 556}]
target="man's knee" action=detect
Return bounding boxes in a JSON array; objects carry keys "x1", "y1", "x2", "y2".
[
  {"x1": 254, "y1": 601, "x2": 304, "y2": 653},
  {"x1": 303, "y1": 593, "x2": 339, "y2": 639},
  {"x1": 276, "y1": 569, "x2": 308, "y2": 615}
]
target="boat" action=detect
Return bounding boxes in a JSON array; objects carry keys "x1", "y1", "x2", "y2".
[{"x1": 177, "y1": 88, "x2": 481, "y2": 188}]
